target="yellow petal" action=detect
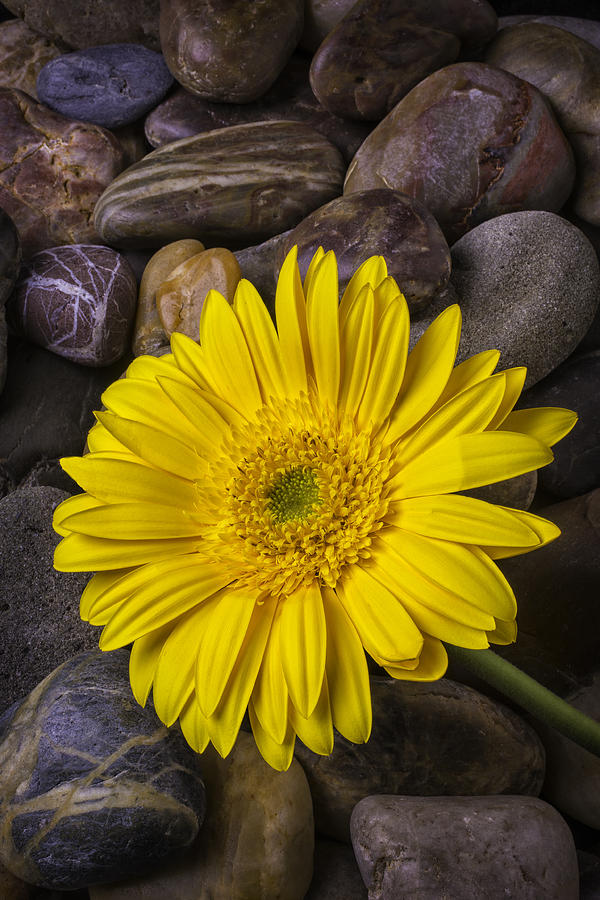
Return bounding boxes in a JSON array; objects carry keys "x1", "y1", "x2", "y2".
[
  {"x1": 372, "y1": 276, "x2": 404, "y2": 326},
  {"x1": 483, "y1": 508, "x2": 561, "y2": 559},
  {"x1": 302, "y1": 245, "x2": 325, "y2": 294},
  {"x1": 487, "y1": 618, "x2": 518, "y2": 645},
  {"x1": 485, "y1": 367, "x2": 526, "y2": 430},
  {"x1": 233, "y1": 279, "x2": 286, "y2": 401},
  {"x1": 433, "y1": 349, "x2": 500, "y2": 410},
  {"x1": 356, "y1": 296, "x2": 410, "y2": 431},
  {"x1": 101, "y1": 378, "x2": 203, "y2": 448},
  {"x1": 156, "y1": 376, "x2": 230, "y2": 451},
  {"x1": 129, "y1": 620, "x2": 174, "y2": 707},
  {"x1": 60, "y1": 502, "x2": 204, "y2": 540},
  {"x1": 336, "y1": 564, "x2": 423, "y2": 663},
  {"x1": 170, "y1": 331, "x2": 215, "y2": 391},
  {"x1": 80, "y1": 570, "x2": 131, "y2": 621},
  {"x1": 251, "y1": 608, "x2": 289, "y2": 743},
  {"x1": 387, "y1": 304, "x2": 462, "y2": 442},
  {"x1": 54, "y1": 532, "x2": 201, "y2": 573},
  {"x1": 322, "y1": 587, "x2": 371, "y2": 743},
  {"x1": 384, "y1": 635, "x2": 449, "y2": 681},
  {"x1": 306, "y1": 250, "x2": 340, "y2": 408},
  {"x1": 53, "y1": 492, "x2": 105, "y2": 537},
  {"x1": 338, "y1": 283, "x2": 374, "y2": 418},
  {"x1": 278, "y1": 581, "x2": 326, "y2": 718},
  {"x1": 289, "y1": 676, "x2": 334, "y2": 755},
  {"x1": 126, "y1": 352, "x2": 196, "y2": 387},
  {"x1": 86, "y1": 421, "x2": 129, "y2": 454},
  {"x1": 248, "y1": 702, "x2": 295, "y2": 771},
  {"x1": 499, "y1": 406, "x2": 578, "y2": 447},
  {"x1": 275, "y1": 245, "x2": 310, "y2": 397},
  {"x1": 339, "y1": 254, "x2": 387, "y2": 327},
  {"x1": 180, "y1": 695, "x2": 210, "y2": 753}
]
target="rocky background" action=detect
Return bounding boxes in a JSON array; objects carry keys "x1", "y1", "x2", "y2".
[{"x1": 0, "y1": 0, "x2": 600, "y2": 897}]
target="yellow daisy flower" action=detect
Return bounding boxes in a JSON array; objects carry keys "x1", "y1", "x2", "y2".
[{"x1": 53, "y1": 246, "x2": 576, "y2": 771}]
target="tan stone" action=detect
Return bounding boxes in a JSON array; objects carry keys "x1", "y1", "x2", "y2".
[
  {"x1": 89, "y1": 732, "x2": 314, "y2": 900},
  {"x1": 156, "y1": 247, "x2": 241, "y2": 340},
  {"x1": 0, "y1": 19, "x2": 62, "y2": 100},
  {"x1": 133, "y1": 239, "x2": 205, "y2": 356}
]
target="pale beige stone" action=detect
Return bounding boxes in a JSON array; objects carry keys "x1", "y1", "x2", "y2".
[
  {"x1": 133, "y1": 239, "x2": 205, "y2": 356},
  {"x1": 89, "y1": 732, "x2": 314, "y2": 900},
  {"x1": 156, "y1": 247, "x2": 241, "y2": 340}
]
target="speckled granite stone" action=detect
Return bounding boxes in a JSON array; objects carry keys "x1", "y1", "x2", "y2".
[
  {"x1": 0, "y1": 18, "x2": 62, "y2": 99},
  {"x1": 0, "y1": 649, "x2": 206, "y2": 890}
]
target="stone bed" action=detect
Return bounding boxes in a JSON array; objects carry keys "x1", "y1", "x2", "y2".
[{"x1": 0, "y1": 1, "x2": 599, "y2": 898}]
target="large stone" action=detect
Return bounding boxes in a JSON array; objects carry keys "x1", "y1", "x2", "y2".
[
  {"x1": 310, "y1": 0, "x2": 497, "y2": 121},
  {"x1": 0, "y1": 650, "x2": 206, "y2": 890},
  {"x1": 276, "y1": 189, "x2": 450, "y2": 312},
  {"x1": 0, "y1": 88, "x2": 125, "y2": 257},
  {"x1": 1, "y1": 0, "x2": 161, "y2": 51},
  {"x1": 305, "y1": 838, "x2": 367, "y2": 899},
  {"x1": 0, "y1": 206, "x2": 20, "y2": 394},
  {"x1": 159, "y1": 0, "x2": 304, "y2": 103},
  {"x1": 485, "y1": 23, "x2": 600, "y2": 227},
  {"x1": 300, "y1": 0, "x2": 356, "y2": 52},
  {"x1": 0, "y1": 18, "x2": 62, "y2": 99},
  {"x1": 498, "y1": 14, "x2": 600, "y2": 51},
  {"x1": 294, "y1": 676, "x2": 545, "y2": 841},
  {"x1": 93, "y1": 120, "x2": 345, "y2": 250},
  {"x1": 36, "y1": 43, "x2": 173, "y2": 130},
  {"x1": 344, "y1": 62, "x2": 575, "y2": 244},
  {"x1": 351, "y1": 795, "x2": 578, "y2": 899}
]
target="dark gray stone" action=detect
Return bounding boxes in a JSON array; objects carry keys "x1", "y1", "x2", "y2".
[
  {"x1": 0, "y1": 650, "x2": 206, "y2": 890},
  {"x1": 7, "y1": 245, "x2": 137, "y2": 366},
  {"x1": 36, "y1": 44, "x2": 173, "y2": 130},
  {"x1": 351, "y1": 795, "x2": 578, "y2": 899},
  {"x1": 0, "y1": 206, "x2": 20, "y2": 393},
  {"x1": 305, "y1": 838, "x2": 367, "y2": 899}
]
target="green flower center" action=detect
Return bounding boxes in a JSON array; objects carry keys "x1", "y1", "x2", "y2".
[{"x1": 267, "y1": 466, "x2": 322, "y2": 523}]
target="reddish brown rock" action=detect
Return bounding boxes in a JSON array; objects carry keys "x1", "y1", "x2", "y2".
[
  {"x1": 0, "y1": 18, "x2": 63, "y2": 99},
  {"x1": 0, "y1": 88, "x2": 125, "y2": 257},
  {"x1": 344, "y1": 62, "x2": 575, "y2": 243}
]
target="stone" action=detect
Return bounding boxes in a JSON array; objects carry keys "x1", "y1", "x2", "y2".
[
  {"x1": 0, "y1": 486, "x2": 95, "y2": 717},
  {"x1": 277, "y1": 189, "x2": 450, "y2": 313},
  {"x1": 2, "y1": 0, "x2": 161, "y2": 51},
  {"x1": 463, "y1": 471, "x2": 537, "y2": 511},
  {"x1": 233, "y1": 229, "x2": 293, "y2": 320},
  {"x1": 0, "y1": 206, "x2": 20, "y2": 394},
  {"x1": 344, "y1": 62, "x2": 575, "y2": 244},
  {"x1": 294, "y1": 676, "x2": 545, "y2": 841},
  {"x1": 156, "y1": 247, "x2": 241, "y2": 340},
  {"x1": 144, "y1": 54, "x2": 372, "y2": 165},
  {"x1": 0, "y1": 336, "x2": 129, "y2": 487},
  {"x1": 0, "y1": 18, "x2": 62, "y2": 99},
  {"x1": 159, "y1": 0, "x2": 304, "y2": 103},
  {"x1": 7, "y1": 244, "x2": 137, "y2": 366},
  {"x1": 485, "y1": 23, "x2": 600, "y2": 227},
  {"x1": 300, "y1": 0, "x2": 357, "y2": 52},
  {"x1": 0, "y1": 649, "x2": 206, "y2": 890},
  {"x1": 521, "y1": 350, "x2": 600, "y2": 498},
  {"x1": 94, "y1": 121, "x2": 345, "y2": 250},
  {"x1": 411, "y1": 212, "x2": 600, "y2": 388},
  {"x1": 310, "y1": 0, "x2": 497, "y2": 121},
  {"x1": 133, "y1": 239, "x2": 204, "y2": 357},
  {"x1": 88, "y1": 732, "x2": 314, "y2": 900},
  {"x1": 113, "y1": 122, "x2": 151, "y2": 170},
  {"x1": 351, "y1": 795, "x2": 579, "y2": 899},
  {"x1": 36, "y1": 44, "x2": 174, "y2": 130},
  {"x1": 578, "y1": 850, "x2": 600, "y2": 900},
  {"x1": 305, "y1": 838, "x2": 367, "y2": 899},
  {"x1": 0, "y1": 860, "x2": 32, "y2": 899},
  {"x1": 17, "y1": 458, "x2": 80, "y2": 495},
  {"x1": 499, "y1": 15, "x2": 600, "y2": 52},
  {"x1": 0, "y1": 88, "x2": 125, "y2": 257}
]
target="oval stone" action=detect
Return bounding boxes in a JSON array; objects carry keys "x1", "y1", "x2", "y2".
[
  {"x1": 0, "y1": 207, "x2": 20, "y2": 394},
  {"x1": 94, "y1": 121, "x2": 346, "y2": 249},
  {"x1": 277, "y1": 188, "x2": 451, "y2": 312},
  {"x1": 0, "y1": 649, "x2": 206, "y2": 890},
  {"x1": 294, "y1": 676, "x2": 545, "y2": 841},
  {"x1": 344, "y1": 62, "x2": 575, "y2": 243},
  {"x1": 7, "y1": 244, "x2": 137, "y2": 366},
  {"x1": 0, "y1": 18, "x2": 62, "y2": 99},
  {"x1": 36, "y1": 44, "x2": 174, "y2": 130},
  {"x1": 160, "y1": 0, "x2": 304, "y2": 103}
]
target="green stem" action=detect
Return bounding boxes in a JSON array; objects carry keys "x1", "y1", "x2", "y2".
[{"x1": 445, "y1": 645, "x2": 600, "y2": 757}]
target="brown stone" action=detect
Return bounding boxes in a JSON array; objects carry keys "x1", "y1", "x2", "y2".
[
  {"x1": 300, "y1": 0, "x2": 356, "y2": 52},
  {"x1": 0, "y1": 88, "x2": 125, "y2": 257},
  {"x1": 156, "y1": 247, "x2": 240, "y2": 340},
  {"x1": 159, "y1": 0, "x2": 304, "y2": 102},
  {"x1": 0, "y1": 18, "x2": 62, "y2": 99},
  {"x1": 133, "y1": 239, "x2": 205, "y2": 356},
  {"x1": 344, "y1": 62, "x2": 575, "y2": 244}
]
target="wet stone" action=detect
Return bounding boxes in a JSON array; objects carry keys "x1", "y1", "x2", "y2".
[
  {"x1": 36, "y1": 44, "x2": 174, "y2": 130},
  {"x1": 344, "y1": 62, "x2": 575, "y2": 244},
  {"x1": 0, "y1": 649, "x2": 207, "y2": 890},
  {"x1": 277, "y1": 188, "x2": 450, "y2": 313},
  {"x1": 0, "y1": 18, "x2": 62, "y2": 99},
  {"x1": 0, "y1": 206, "x2": 20, "y2": 394},
  {"x1": 159, "y1": 0, "x2": 304, "y2": 103},
  {"x1": 7, "y1": 244, "x2": 137, "y2": 366}
]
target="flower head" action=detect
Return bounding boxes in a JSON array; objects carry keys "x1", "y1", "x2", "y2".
[{"x1": 53, "y1": 246, "x2": 576, "y2": 770}]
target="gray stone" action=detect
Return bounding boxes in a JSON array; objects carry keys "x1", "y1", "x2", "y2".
[
  {"x1": 0, "y1": 649, "x2": 206, "y2": 890},
  {"x1": 351, "y1": 795, "x2": 578, "y2": 899},
  {"x1": 463, "y1": 471, "x2": 537, "y2": 511},
  {"x1": 0, "y1": 206, "x2": 20, "y2": 394},
  {"x1": 305, "y1": 838, "x2": 367, "y2": 899},
  {"x1": 294, "y1": 676, "x2": 545, "y2": 841},
  {"x1": 7, "y1": 245, "x2": 137, "y2": 366}
]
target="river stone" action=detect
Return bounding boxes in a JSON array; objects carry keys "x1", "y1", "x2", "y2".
[
  {"x1": 485, "y1": 23, "x2": 600, "y2": 227},
  {"x1": 94, "y1": 121, "x2": 345, "y2": 250},
  {"x1": 310, "y1": 0, "x2": 497, "y2": 121},
  {"x1": 351, "y1": 795, "x2": 578, "y2": 900},
  {"x1": 1, "y1": 0, "x2": 161, "y2": 51},
  {"x1": 0, "y1": 87, "x2": 125, "y2": 257},
  {"x1": 159, "y1": 0, "x2": 304, "y2": 103},
  {"x1": 36, "y1": 44, "x2": 173, "y2": 130},
  {"x1": 344, "y1": 62, "x2": 575, "y2": 244},
  {"x1": 0, "y1": 649, "x2": 206, "y2": 890},
  {"x1": 499, "y1": 15, "x2": 600, "y2": 51},
  {"x1": 133, "y1": 239, "x2": 204, "y2": 356},
  {"x1": 0, "y1": 207, "x2": 20, "y2": 394},
  {"x1": 277, "y1": 189, "x2": 450, "y2": 313},
  {"x1": 157, "y1": 247, "x2": 241, "y2": 339},
  {"x1": 294, "y1": 676, "x2": 545, "y2": 841},
  {"x1": 300, "y1": 0, "x2": 356, "y2": 52},
  {"x1": 144, "y1": 54, "x2": 372, "y2": 165},
  {"x1": 7, "y1": 244, "x2": 137, "y2": 366},
  {"x1": 305, "y1": 838, "x2": 368, "y2": 899},
  {"x1": 88, "y1": 732, "x2": 314, "y2": 900},
  {"x1": 0, "y1": 18, "x2": 62, "y2": 99}
]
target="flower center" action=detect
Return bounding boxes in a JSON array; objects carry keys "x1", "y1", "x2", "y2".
[{"x1": 267, "y1": 466, "x2": 322, "y2": 523}]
